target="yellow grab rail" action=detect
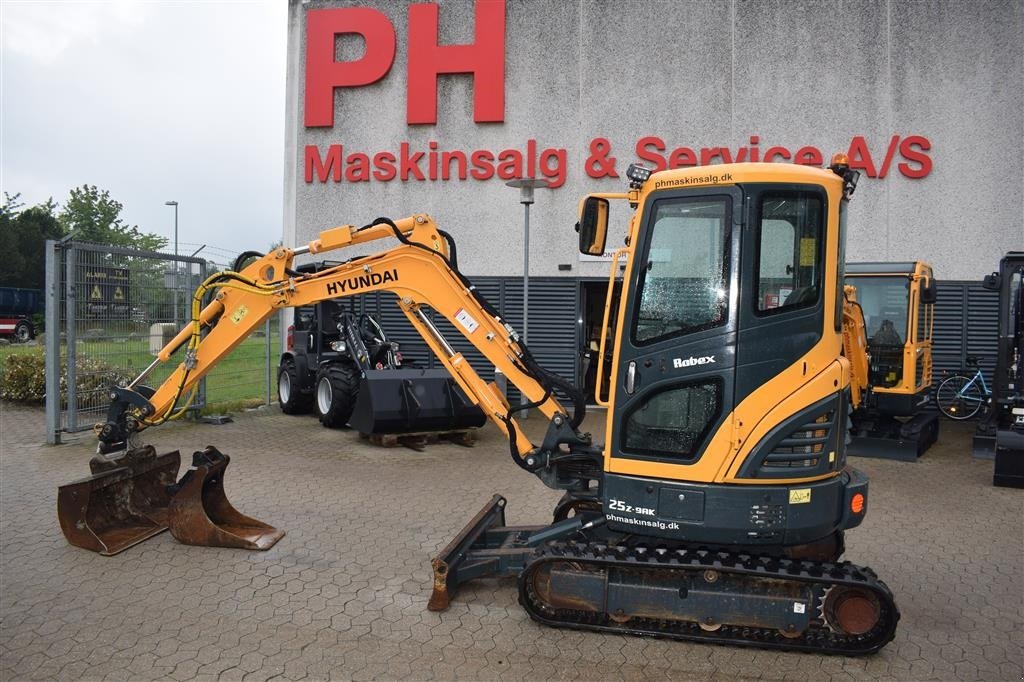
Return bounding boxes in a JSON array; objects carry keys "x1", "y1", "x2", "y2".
[{"x1": 595, "y1": 247, "x2": 629, "y2": 407}]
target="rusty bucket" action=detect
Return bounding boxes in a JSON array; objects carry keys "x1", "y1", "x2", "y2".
[
  {"x1": 167, "y1": 446, "x2": 284, "y2": 550},
  {"x1": 57, "y1": 446, "x2": 181, "y2": 556}
]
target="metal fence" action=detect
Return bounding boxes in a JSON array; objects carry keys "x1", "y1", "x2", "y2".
[{"x1": 43, "y1": 240, "x2": 279, "y2": 444}]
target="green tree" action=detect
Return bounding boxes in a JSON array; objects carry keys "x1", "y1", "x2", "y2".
[
  {"x1": 0, "y1": 193, "x2": 65, "y2": 288},
  {"x1": 58, "y1": 185, "x2": 168, "y2": 251}
]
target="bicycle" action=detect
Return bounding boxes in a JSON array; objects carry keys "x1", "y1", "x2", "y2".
[{"x1": 935, "y1": 356, "x2": 992, "y2": 420}]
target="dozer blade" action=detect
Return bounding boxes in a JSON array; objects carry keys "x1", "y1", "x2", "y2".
[
  {"x1": 57, "y1": 446, "x2": 181, "y2": 556},
  {"x1": 350, "y1": 368, "x2": 487, "y2": 435},
  {"x1": 166, "y1": 446, "x2": 284, "y2": 550}
]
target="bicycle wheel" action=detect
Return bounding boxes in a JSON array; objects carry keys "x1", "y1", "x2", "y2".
[{"x1": 935, "y1": 374, "x2": 985, "y2": 420}]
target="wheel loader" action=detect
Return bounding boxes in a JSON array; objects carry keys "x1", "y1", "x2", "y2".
[
  {"x1": 277, "y1": 261, "x2": 484, "y2": 441},
  {"x1": 843, "y1": 262, "x2": 940, "y2": 460},
  {"x1": 59, "y1": 155, "x2": 898, "y2": 654}
]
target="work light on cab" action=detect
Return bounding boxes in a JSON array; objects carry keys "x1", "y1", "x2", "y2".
[{"x1": 625, "y1": 163, "x2": 652, "y2": 188}]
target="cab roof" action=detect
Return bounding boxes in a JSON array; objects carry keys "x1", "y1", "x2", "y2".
[
  {"x1": 643, "y1": 161, "x2": 844, "y2": 192},
  {"x1": 847, "y1": 262, "x2": 931, "y2": 276}
]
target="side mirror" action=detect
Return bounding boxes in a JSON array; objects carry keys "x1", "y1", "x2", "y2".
[
  {"x1": 921, "y1": 280, "x2": 938, "y2": 304},
  {"x1": 577, "y1": 196, "x2": 609, "y2": 256},
  {"x1": 982, "y1": 272, "x2": 1001, "y2": 291}
]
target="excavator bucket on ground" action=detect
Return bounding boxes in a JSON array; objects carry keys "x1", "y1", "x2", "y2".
[
  {"x1": 57, "y1": 446, "x2": 181, "y2": 556},
  {"x1": 349, "y1": 368, "x2": 487, "y2": 436},
  {"x1": 58, "y1": 445, "x2": 283, "y2": 554},
  {"x1": 167, "y1": 446, "x2": 284, "y2": 550}
]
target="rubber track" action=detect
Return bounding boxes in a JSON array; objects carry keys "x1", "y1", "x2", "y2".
[{"x1": 518, "y1": 540, "x2": 899, "y2": 655}]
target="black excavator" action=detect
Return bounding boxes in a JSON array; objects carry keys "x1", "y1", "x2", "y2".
[
  {"x1": 61, "y1": 155, "x2": 897, "y2": 654},
  {"x1": 976, "y1": 252, "x2": 1024, "y2": 487}
]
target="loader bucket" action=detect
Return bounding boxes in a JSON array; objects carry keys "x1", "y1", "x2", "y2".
[
  {"x1": 166, "y1": 446, "x2": 284, "y2": 550},
  {"x1": 57, "y1": 446, "x2": 181, "y2": 556},
  {"x1": 349, "y1": 368, "x2": 487, "y2": 435}
]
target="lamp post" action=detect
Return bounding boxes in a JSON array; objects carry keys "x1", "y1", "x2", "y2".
[
  {"x1": 165, "y1": 201, "x2": 179, "y2": 325},
  {"x1": 505, "y1": 178, "x2": 552, "y2": 413}
]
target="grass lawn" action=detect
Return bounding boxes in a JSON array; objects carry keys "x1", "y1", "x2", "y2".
[{"x1": 0, "y1": 329, "x2": 281, "y2": 415}]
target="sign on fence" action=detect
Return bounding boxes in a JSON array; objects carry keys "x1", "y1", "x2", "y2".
[{"x1": 83, "y1": 264, "x2": 131, "y2": 318}]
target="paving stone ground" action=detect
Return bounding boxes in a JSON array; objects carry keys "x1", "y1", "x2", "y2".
[{"x1": 1, "y1": 400, "x2": 1022, "y2": 681}]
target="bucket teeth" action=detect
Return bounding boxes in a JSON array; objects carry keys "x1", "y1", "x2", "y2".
[
  {"x1": 57, "y1": 446, "x2": 181, "y2": 556},
  {"x1": 166, "y1": 446, "x2": 285, "y2": 551}
]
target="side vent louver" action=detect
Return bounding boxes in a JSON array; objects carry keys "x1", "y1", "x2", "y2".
[
  {"x1": 736, "y1": 393, "x2": 846, "y2": 480},
  {"x1": 760, "y1": 411, "x2": 834, "y2": 472}
]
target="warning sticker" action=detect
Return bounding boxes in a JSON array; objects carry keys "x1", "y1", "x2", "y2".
[
  {"x1": 113, "y1": 286, "x2": 125, "y2": 301},
  {"x1": 799, "y1": 238, "x2": 817, "y2": 266},
  {"x1": 789, "y1": 488, "x2": 811, "y2": 505},
  {"x1": 793, "y1": 602, "x2": 806, "y2": 614},
  {"x1": 91, "y1": 285, "x2": 103, "y2": 300},
  {"x1": 230, "y1": 305, "x2": 249, "y2": 325},
  {"x1": 454, "y1": 308, "x2": 479, "y2": 334}
]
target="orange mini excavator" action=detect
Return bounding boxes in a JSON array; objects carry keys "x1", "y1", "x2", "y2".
[{"x1": 60, "y1": 156, "x2": 898, "y2": 653}]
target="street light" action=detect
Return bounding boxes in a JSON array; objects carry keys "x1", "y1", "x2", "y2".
[
  {"x1": 505, "y1": 178, "x2": 552, "y2": 414},
  {"x1": 165, "y1": 201, "x2": 179, "y2": 325},
  {"x1": 164, "y1": 200, "x2": 178, "y2": 256}
]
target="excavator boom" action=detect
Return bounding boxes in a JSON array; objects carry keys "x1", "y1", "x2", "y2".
[{"x1": 98, "y1": 214, "x2": 591, "y2": 472}]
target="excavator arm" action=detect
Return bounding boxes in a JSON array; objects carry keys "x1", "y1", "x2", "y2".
[
  {"x1": 99, "y1": 214, "x2": 597, "y2": 487},
  {"x1": 842, "y1": 284, "x2": 870, "y2": 409}
]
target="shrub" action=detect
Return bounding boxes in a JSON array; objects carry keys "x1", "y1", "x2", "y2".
[
  {"x1": 0, "y1": 350, "x2": 132, "y2": 405},
  {"x1": 0, "y1": 353, "x2": 45, "y2": 402}
]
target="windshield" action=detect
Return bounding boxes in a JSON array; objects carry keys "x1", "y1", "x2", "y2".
[
  {"x1": 846, "y1": 275, "x2": 910, "y2": 344},
  {"x1": 632, "y1": 196, "x2": 730, "y2": 345}
]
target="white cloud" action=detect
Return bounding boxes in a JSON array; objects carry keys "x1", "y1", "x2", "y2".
[
  {"x1": 1, "y1": 0, "x2": 288, "y2": 255},
  {"x1": 2, "y1": 1, "x2": 148, "y2": 66}
]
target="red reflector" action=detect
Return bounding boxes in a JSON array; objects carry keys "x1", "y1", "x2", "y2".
[
  {"x1": 850, "y1": 493, "x2": 865, "y2": 514},
  {"x1": 286, "y1": 324, "x2": 294, "y2": 351}
]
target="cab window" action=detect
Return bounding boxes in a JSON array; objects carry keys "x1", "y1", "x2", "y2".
[
  {"x1": 632, "y1": 196, "x2": 731, "y2": 345},
  {"x1": 755, "y1": 192, "x2": 823, "y2": 314},
  {"x1": 294, "y1": 306, "x2": 315, "y2": 331}
]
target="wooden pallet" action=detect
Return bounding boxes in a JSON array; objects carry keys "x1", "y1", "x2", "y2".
[{"x1": 359, "y1": 429, "x2": 478, "y2": 452}]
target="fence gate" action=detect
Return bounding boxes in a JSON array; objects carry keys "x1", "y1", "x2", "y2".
[{"x1": 44, "y1": 240, "x2": 208, "y2": 444}]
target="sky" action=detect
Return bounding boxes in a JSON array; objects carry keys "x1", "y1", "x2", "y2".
[{"x1": 1, "y1": 0, "x2": 287, "y2": 268}]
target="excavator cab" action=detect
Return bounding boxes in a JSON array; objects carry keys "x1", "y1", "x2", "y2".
[
  {"x1": 433, "y1": 158, "x2": 898, "y2": 653},
  {"x1": 844, "y1": 262, "x2": 939, "y2": 460}
]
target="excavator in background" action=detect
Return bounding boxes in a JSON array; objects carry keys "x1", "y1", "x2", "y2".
[
  {"x1": 842, "y1": 262, "x2": 939, "y2": 460},
  {"x1": 976, "y1": 252, "x2": 1024, "y2": 487},
  {"x1": 60, "y1": 156, "x2": 898, "y2": 654}
]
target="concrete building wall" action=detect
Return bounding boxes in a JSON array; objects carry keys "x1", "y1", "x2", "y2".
[{"x1": 285, "y1": 0, "x2": 1023, "y2": 282}]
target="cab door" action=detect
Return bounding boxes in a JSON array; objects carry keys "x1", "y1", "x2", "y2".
[{"x1": 608, "y1": 188, "x2": 741, "y2": 475}]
